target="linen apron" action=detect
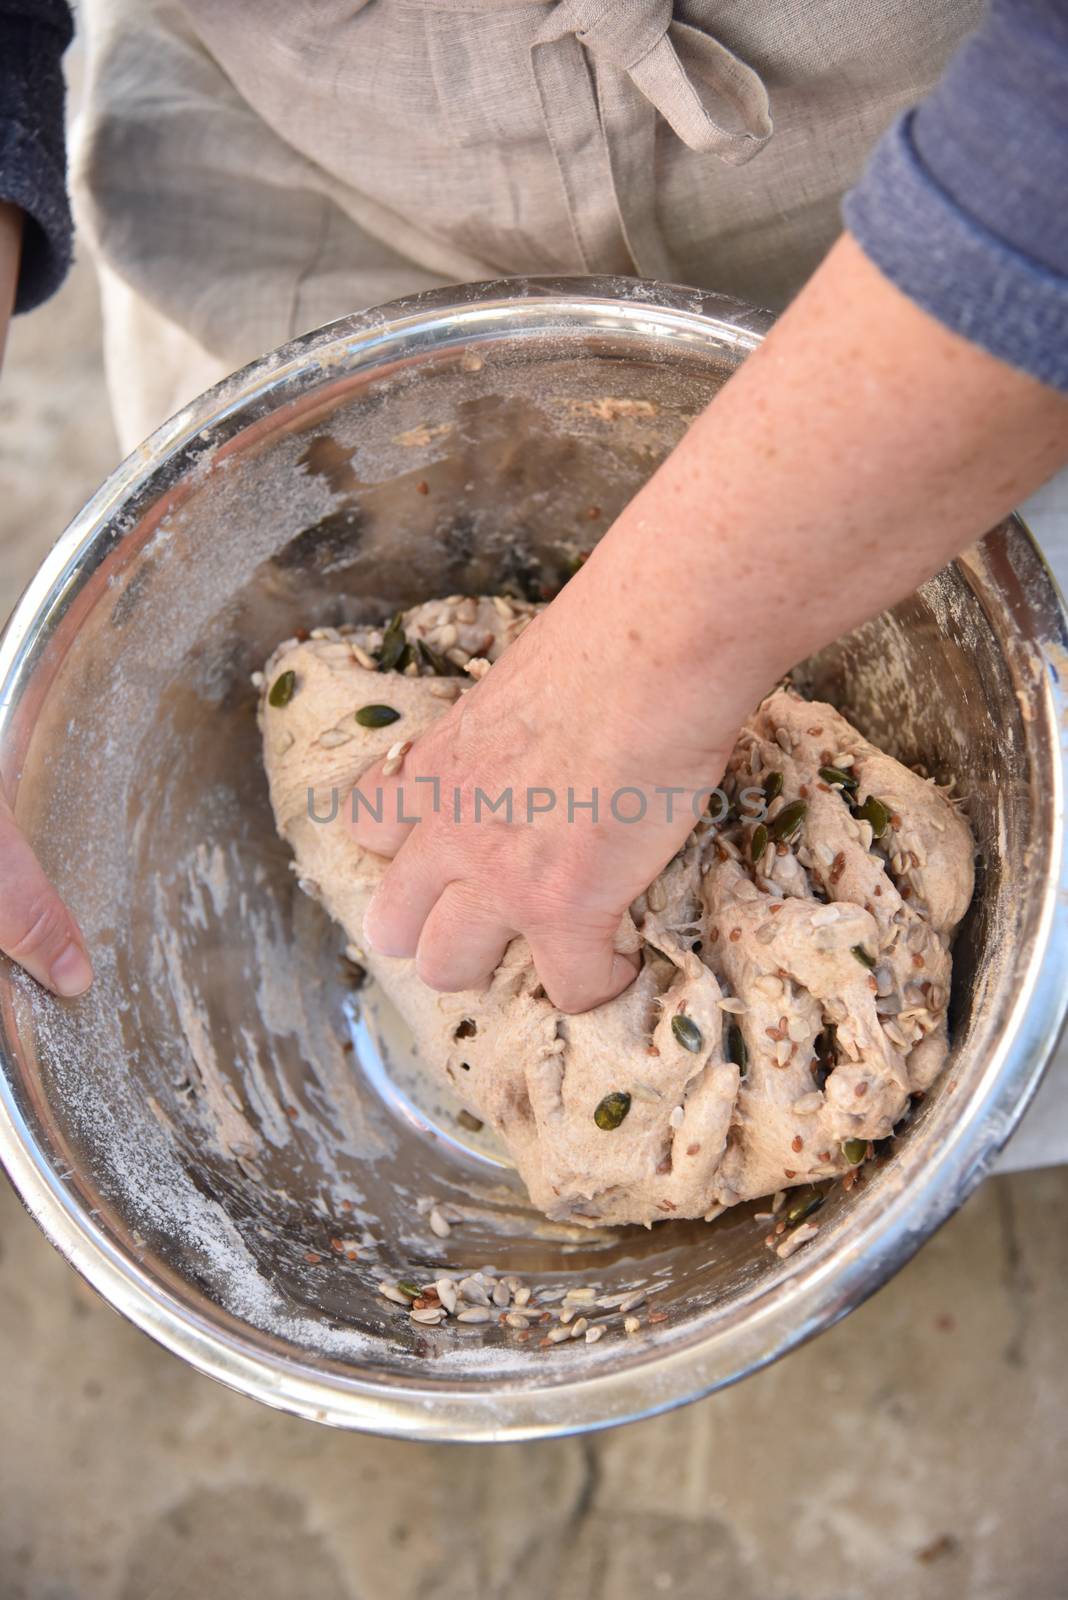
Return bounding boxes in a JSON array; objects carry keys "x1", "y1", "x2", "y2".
[{"x1": 72, "y1": 0, "x2": 981, "y2": 449}]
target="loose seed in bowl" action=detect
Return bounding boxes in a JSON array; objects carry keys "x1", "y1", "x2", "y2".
[
  {"x1": 594, "y1": 1091, "x2": 631, "y2": 1131},
  {"x1": 671, "y1": 1014, "x2": 703, "y2": 1053},
  {"x1": 355, "y1": 703, "x2": 402, "y2": 728},
  {"x1": 268, "y1": 670, "x2": 297, "y2": 708},
  {"x1": 785, "y1": 1187, "x2": 826, "y2": 1225}
]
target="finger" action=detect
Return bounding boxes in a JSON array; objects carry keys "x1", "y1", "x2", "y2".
[
  {"x1": 362, "y1": 832, "x2": 450, "y2": 959},
  {"x1": 416, "y1": 882, "x2": 513, "y2": 993},
  {"x1": 526, "y1": 927, "x2": 640, "y2": 1015},
  {"x1": 348, "y1": 756, "x2": 432, "y2": 859},
  {"x1": 0, "y1": 802, "x2": 93, "y2": 996}
]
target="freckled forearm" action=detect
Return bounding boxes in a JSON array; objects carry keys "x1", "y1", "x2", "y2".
[{"x1": 561, "y1": 233, "x2": 1068, "y2": 738}]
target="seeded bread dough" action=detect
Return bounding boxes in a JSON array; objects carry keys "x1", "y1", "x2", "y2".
[{"x1": 260, "y1": 598, "x2": 974, "y2": 1227}]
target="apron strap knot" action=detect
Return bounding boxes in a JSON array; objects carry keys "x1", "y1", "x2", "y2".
[{"x1": 537, "y1": 0, "x2": 772, "y2": 165}]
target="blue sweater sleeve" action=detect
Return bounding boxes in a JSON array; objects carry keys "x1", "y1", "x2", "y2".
[
  {"x1": 843, "y1": 0, "x2": 1068, "y2": 393},
  {"x1": 0, "y1": 0, "x2": 74, "y2": 313}
]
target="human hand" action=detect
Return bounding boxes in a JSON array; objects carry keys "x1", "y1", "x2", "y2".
[
  {"x1": 0, "y1": 203, "x2": 93, "y2": 997},
  {"x1": 351, "y1": 567, "x2": 746, "y2": 1013},
  {"x1": 353, "y1": 234, "x2": 1068, "y2": 1018},
  {"x1": 0, "y1": 789, "x2": 93, "y2": 996}
]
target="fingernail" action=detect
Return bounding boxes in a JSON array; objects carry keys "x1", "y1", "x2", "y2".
[{"x1": 50, "y1": 942, "x2": 93, "y2": 997}]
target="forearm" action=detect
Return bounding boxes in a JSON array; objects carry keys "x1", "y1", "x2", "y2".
[{"x1": 563, "y1": 232, "x2": 1068, "y2": 747}]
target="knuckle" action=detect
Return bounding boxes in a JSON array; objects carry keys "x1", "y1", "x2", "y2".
[{"x1": 7, "y1": 894, "x2": 68, "y2": 962}]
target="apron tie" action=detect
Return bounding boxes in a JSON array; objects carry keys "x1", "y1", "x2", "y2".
[{"x1": 536, "y1": 0, "x2": 772, "y2": 165}]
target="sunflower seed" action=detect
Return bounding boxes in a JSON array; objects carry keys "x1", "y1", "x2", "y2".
[
  {"x1": 775, "y1": 1038, "x2": 793, "y2": 1067},
  {"x1": 717, "y1": 996, "x2": 747, "y2": 1014},
  {"x1": 569, "y1": 1317, "x2": 589, "y2": 1338},
  {"x1": 618, "y1": 1290, "x2": 646, "y2": 1313},
  {"x1": 513, "y1": 1285, "x2": 532, "y2": 1307},
  {"x1": 492, "y1": 1280, "x2": 511, "y2": 1308},
  {"x1": 775, "y1": 728, "x2": 792, "y2": 752},
  {"x1": 319, "y1": 728, "x2": 353, "y2": 748},
  {"x1": 506, "y1": 1312, "x2": 531, "y2": 1329},
  {"x1": 351, "y1": 643, "x2": 377, "y2": 669},
  {"x1": 250, "y1": 670, "x2": 265, "y2": 688},
  {"x1": 492, "y1": 595, "x2": 515, "y2": 620},
  {"x1": 624, "y1": 1315, "x2": 642, "y2": 1334},
  {"x1": 456, "y1": 1306, "x2": 493, "y2": 1324},
  {"x1": 811, "y1": 904, "x2": 839, "y2": 926},
  {"x1": 435, "y1": 1278, "x2": 458, "y2": 1313},
  {"x1": 585, "y1": 1325, "x2": 605, "y2": 1344},
  {"x1": 563, "y1": 1286, "x2": 597, "y2": 1303},
  {"x1": 274, "y1": 730, "x2": 295, "y2": 755},
  {"x1": 458, "y1": 1277, "x2": 491, "y2": 1306},
  {"x1": 832, "y1": 752, "x2": 855, "y2": 767},
  {"x1": 630, "y1": 1081, "x2": 662, "y2": 1104},
  {"x1": 547, "y1": 1325, "x2": 572, "y2": 1343},
  {"x1": 379, "y1": 1282, "x2": 413, "y2": 1306},
  {"x1": 776, "y1": 1221, "x2": 820, "y2": 1257},
  {"x1": 646, "y1": 879, "x2": 667, "y2": 913},
  {"x1": 410, "y1": 1305, "x2": 446, "y2": 1325},
  {"x1": 381, "y1": 739, "x2": 411, "y2": 778},
  {"x1": 669, "y1": 1105, "x2": 685, "y2": 1129},
  {"x1": 429, "y1": 1207, "x2": 452, "y2": 1239}
]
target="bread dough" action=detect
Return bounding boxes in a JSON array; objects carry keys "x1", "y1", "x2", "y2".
[{"x1": 260, "y1": 598, "x2": 974, "y2": 1227}]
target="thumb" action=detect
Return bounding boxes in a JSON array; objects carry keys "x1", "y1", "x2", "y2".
[
  {"x1": 0, "y1": 798, "x2": 93, "y2": 996},
  {"x1": 348, "y1": 746, "x2": 438, "y2": 858}
]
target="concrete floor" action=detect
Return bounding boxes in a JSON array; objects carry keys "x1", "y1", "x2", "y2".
[{"x1": 2, "y1": 241, "x2": 1068, "y2": 1600}]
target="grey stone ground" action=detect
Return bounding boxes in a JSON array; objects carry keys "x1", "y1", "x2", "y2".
[{"x1": 3, "y1": 200, "x2": 1068, "y2": 1600}]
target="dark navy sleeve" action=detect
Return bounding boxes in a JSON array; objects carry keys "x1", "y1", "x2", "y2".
[
  {"x1": 843, "y1": 0, "x2": 1068, "y2": 392},
  {"x1": 0, "y1": 0, "x2": 74, "y2": 313}
]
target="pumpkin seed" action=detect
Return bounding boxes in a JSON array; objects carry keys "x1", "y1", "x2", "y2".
[
  {"x1": 750, "y1": 823, "x2": 769, "y2": 864},
  {"x1": 594, "y1": 1091, "x2": 631, "y2": 1131},
  {"x1": 851, "y1": 944, "x2": 876, "y2": 970},
  {"x1": 416, "y1": 637, "x2": 457, "y2": 677},
  {"x1": 355, "y1": 703, "x2": 401, "y2": 728},
  {"x1": 785, "y1": 1187, "x2": 826, "y2": 1226},
  {"x1": 396, "y1": 1280, "x2": 422, "y2": 1300},
  {"x1": 727, "y1": 1023, "x2": 748, "y2": 1075},
  {"x1": 768, "y1": 798, "x2": 807, "y2": 842},
  {"x1": 819, "y1": 765, "x2": 858, "y2": 789},
  {"x1": 842, "y1": 1138, "x2": 868, "y2": 1165},
  {"x1": 671, "y1": 1014, "x2": 703, "y2": 1053},
  {"x1": 377, "y1": 611, "x2": 408, "y2": 672},
  {"x1": 268, "y1": 670, "x2": 296, "y2": 708},
  {"x1": 854, "y1": 794, "x2": 891, "y2": 838},
  {"x1": 763, "y1": 770, "x2": 783, "y2": 803}
]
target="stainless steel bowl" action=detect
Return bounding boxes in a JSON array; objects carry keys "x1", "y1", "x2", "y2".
[{"x1": 1, "y1": 278, "x2": 1066, "y2": 1441}]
